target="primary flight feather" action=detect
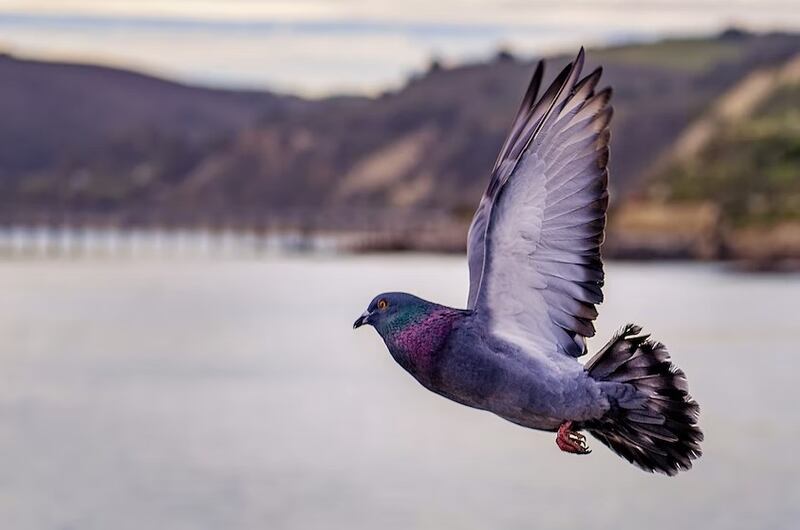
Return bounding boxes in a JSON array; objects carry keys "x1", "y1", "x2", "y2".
[{"x1": 353, "y1": 49, "x2": 702, "y2": 476}]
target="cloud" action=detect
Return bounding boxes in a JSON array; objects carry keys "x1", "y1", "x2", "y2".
[{"x1": 1, "y1": 2, "x2": 799, "y2": 94}]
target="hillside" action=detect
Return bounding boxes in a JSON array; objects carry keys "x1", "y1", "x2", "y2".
[
  {"x1": 2, "y1": 30, "x2": 800, "y2": 244},
  {"x1": 0, "y1": 53, "x2": 306, "y2": 222},
  {"x1": 609, "y1": 54, "x2": 800, "y2": 267}
]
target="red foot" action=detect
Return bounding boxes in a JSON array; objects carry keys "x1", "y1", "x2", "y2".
[{"x1": 556, "y1": 421, "x2": 591, "y2": 454}]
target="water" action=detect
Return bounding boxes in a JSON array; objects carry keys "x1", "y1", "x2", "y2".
[{"x1": 0, "y1": 256, "x2": 797, "y2": 530}]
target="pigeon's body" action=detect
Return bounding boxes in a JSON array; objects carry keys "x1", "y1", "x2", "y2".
[
  {"x1": 380, "y1": 304, "x2": 606, "y2": 430},
  {"x1": 354, "y1": 49, "x2": 702, "y2": 475}
]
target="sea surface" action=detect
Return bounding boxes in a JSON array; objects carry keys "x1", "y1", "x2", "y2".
[{"x1": 0, "y1": 256, "x2": 798, "y2": 530}]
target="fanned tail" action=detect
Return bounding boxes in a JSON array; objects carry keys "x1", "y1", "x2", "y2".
[{"x1": 584, "y1": 324, "x2": 702, "y2": 476}]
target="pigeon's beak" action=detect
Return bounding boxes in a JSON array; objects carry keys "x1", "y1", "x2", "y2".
[{"x1": 353, "y1": 310, "x2": 371, "y2": 329}]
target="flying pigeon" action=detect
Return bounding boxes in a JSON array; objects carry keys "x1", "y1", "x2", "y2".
[{"x1": 353, "y1": 48, "x2": 702, "y2": 475}]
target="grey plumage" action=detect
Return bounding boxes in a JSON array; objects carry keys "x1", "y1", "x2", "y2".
[{"x1": 356, "y1": 49, "x2": 702, "y2": 476}]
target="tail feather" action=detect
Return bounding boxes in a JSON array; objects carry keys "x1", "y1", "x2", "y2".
[{"x1": 584, "y1": 324, "x2": 702, "y2": 476}]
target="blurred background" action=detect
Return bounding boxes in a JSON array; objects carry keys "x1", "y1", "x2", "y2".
[{"x1": 1, "y1": 1, "x2": 799, "y2": 529}]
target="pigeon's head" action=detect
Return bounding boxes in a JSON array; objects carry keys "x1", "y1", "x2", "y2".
[{"x1": 353, "y1": 292, "x2": 431, "y2": 335}]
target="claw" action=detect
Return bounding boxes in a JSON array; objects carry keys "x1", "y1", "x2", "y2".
[{"x1": 556, "y1": 421, "x2": 592, "y2": 455}]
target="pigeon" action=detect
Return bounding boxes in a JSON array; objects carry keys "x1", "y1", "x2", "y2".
[{"x1": 353, "y1": 48, "x2": 702, "y2": 475}]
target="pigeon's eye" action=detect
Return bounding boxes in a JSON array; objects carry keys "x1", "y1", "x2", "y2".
[{"x1": 377, "y1": 299, "x2": 388, "y2": 310}]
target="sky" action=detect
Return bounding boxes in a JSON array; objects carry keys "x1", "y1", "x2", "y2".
[{"x1": 1, "y1": 1, "x2": 799, "y2": 96}]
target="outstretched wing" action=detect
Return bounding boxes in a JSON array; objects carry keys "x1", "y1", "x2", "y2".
[
  {"x1": 466, "y1": 49, "x2": 612, "y2": 358},
  {"x1": 466, "y1": 61, "x2": 545, "y2": 307}
]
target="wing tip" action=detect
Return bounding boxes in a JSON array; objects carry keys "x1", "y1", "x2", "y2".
[
  {"x1": 574, "y1": 46, "x2": 586, "y2": 72},
  {"x1": 523, "y1": 59, "x2": 546, "y2": 106}
]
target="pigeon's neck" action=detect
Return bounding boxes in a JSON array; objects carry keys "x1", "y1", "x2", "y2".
[{"x1": 382, "y1": 306, "x2": 462, "y2": 376}]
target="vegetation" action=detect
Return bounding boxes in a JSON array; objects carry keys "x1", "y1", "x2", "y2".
[
  {"x1": 650, "y1": 82, "x2": 800, "y2": 227},
  {"x1": 595, "y1": 37, "x2": 742, "y2": 72}
]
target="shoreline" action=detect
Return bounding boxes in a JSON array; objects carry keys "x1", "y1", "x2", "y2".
[{"x1": 1, "y1": 224, "x2": 798, "y2": 272}]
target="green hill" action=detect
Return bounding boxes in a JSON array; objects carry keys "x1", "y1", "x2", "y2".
[
  {"x1": 627, "y1": 55, "x2": 800, "y2": 266},
  {"x1": 651, "y1": 79, "x2": 800, "y2": 227}
]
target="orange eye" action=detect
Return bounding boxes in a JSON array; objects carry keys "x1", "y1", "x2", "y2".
[{"x1": 377, "y1": 299, "x2": 388, "y2": 310}]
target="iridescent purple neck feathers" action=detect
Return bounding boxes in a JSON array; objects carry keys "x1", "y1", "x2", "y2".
[{"x1": 380, "y1": 307, "x2": 463, "y2": 375}]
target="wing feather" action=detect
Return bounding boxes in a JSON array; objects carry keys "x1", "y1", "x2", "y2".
[
  {"x1": 467, "y1": 57, "x2": 580, "y2": 309},
  {"x1": 466, "y1": 48, "x2": 613, "y2": 358}
]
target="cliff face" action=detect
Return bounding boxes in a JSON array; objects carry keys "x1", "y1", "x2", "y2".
[
  {"x1": 2, "y1": 32, "x2": 800, "y2": 234},
  {"x1": 621, "y1": 53, "x2": 800, "y2": 266}
]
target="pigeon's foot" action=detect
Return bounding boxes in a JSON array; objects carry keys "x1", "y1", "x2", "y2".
[{"x1": 556, "y1": 421, "x2": 591, "y2": 454}]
